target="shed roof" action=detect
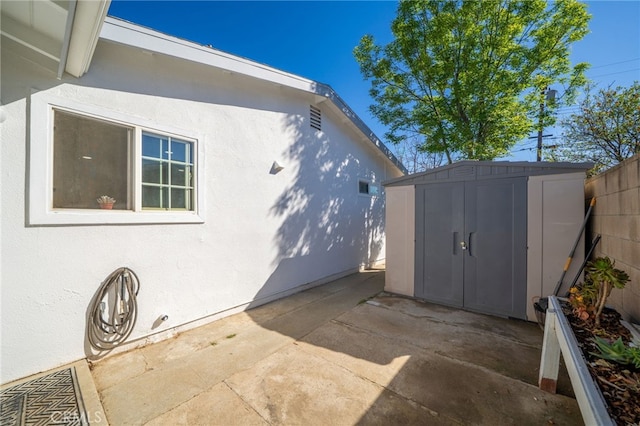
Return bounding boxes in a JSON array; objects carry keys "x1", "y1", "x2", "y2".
[{"x1": 383, "y1": 161, "x2": 593, "y2": 187}]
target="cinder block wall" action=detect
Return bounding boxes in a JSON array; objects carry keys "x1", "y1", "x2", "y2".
[{"x1": 585, "y1": 153, "x2": 640, "y2": 322}]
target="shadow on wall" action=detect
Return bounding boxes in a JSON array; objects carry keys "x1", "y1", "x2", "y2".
[{"x1": 250, "y1": 112, "x2": 386, "y2": 304}]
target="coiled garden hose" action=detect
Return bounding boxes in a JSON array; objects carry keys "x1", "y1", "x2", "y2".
[{"x1": 88, "y1": 267, "x2": 140, "y2": 351}]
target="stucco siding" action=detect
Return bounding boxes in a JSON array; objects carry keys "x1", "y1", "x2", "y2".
[{"x1": 0, "y1": 38, "x2": 403, "y2": 382}]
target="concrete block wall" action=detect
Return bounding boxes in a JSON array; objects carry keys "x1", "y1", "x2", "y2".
[{"x1": 585, "y1": 153, "x2": 640, "y2": 322}]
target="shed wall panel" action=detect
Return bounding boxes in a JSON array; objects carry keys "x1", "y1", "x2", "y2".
[
  {"x1": 526, "y1": 173, "x2": 586, "y2": 321},
  {"x1": 384, "y1": 186, "x2": 415, "y2": 296}
]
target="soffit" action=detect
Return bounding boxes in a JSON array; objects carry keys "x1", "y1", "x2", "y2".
[{"x1": 1, "y1": 0, "x2": 110, "y2": 78}]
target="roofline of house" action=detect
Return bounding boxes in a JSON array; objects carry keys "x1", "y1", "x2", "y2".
[{"x1": 99, "y1": 16, "x2": 408, "y2": 174}]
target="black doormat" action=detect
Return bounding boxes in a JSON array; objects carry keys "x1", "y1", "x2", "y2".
[{"x1": 0, "y1": 367, "x2": 88, "y2": 425}]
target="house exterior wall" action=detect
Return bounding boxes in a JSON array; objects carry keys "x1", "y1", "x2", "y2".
[
  {"x1": 0, "y1": 38, "x2": 403, "y2": 383},
  {"x1": 526, "y1": 173, "x2": 587, "y2": 321},
  {"x1": 585, "y1": 154, "x2": 640, "y2": 323},
  {"x1": 383, "y1": 186, "x2": 415, "y2": 296}
]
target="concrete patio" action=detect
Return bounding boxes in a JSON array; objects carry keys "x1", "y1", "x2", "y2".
[{"x1": 88, "y1": 268, "x2": 581, "y2": 425}]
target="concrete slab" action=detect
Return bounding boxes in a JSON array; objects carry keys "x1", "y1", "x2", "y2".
[
  {"x1": 335, "y1": 301, "x2": 543, "y2": 387},
  {"x1": 226, "y1": 344, "x2": 453, "y2": 425},
  {"x1": 298, "y1": 307, "x2": 579, "y2": 425},
  {"x1": 86, "y1": 270, "x2": 582, "y2": 425},
  {"x1": 145, "y1": 382, "x2": 267, "y2": 426}
]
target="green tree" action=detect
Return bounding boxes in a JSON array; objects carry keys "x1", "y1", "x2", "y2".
[
  {"x1": 551, "y1": 82, "x2": 640, "y2": 174},
  {"x1": 354, "y1": 0, "x2": 590, "y2": 164},
  {"x1": 394, "y1": 136, "x2": 447, "y2": 173}
]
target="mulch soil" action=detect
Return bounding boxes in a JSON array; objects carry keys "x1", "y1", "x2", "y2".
[{"x1": 561, "y1": 301, "x2": 640, "y2": 425}]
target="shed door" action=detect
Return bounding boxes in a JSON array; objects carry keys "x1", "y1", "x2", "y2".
[
  {"x1": 463, "y1": 178, "x2": 527, "y2": 318},
  {"x1": 415, "y1": 178, "x2": 527, "y2": 319},
  {"x1": 415, "y1": 182, "x2": 464, "y2": 306}
]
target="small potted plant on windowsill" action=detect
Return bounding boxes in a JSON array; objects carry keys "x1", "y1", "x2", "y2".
[{"x1": 97, "y1": 195, "x2": 116, "y2": 210}]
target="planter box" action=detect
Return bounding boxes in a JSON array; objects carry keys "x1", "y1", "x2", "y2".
[{"x1": 538, "y1": 296, "x2": 615, "y2": 425}]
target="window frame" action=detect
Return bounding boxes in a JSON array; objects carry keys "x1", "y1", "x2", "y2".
[{"x1": 29, "y1": 93, "x2": 205, "y2": 225}]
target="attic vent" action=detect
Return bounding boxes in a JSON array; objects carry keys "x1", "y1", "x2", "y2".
[{"x1": 310, "y1": 105, "x2": 321, "y2": 131}]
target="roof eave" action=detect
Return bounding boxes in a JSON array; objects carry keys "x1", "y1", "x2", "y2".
[
  {"x1": 64, "y1": 0, "x2": 111, "y2": 78},
  {"x1": 99, "y1": 16, "x2": 407, "y2": 174}
]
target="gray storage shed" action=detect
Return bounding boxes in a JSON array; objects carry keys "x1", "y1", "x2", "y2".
[{"x1": 383, "y1": 161, "x2": 592, "y2": 321}]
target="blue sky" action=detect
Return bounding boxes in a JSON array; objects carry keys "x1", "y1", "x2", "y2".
[{"x1": 108, "y1": 1, "x2": 640, "y2": 164}]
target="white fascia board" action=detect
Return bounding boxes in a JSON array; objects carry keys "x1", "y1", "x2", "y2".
[
  {"x1": 100, "y1": 17, "x2": 319, "y2": 94},
  {"x1": 100, "y1": 16, "x2": 407, "y2": 174},
  {"x1": 65, "y1": 0, "x2": 111, "y2": 78},
  {"x1": 319, "y1": 86, "x2": 407, "y2": 174}
]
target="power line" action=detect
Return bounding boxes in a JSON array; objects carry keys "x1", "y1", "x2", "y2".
[
  {"x1": 588, "y1": 68, "x2": 640, "y2": 79},
  {"x1": 588, "y1": 58, "x2": 640, "y2": 69}
]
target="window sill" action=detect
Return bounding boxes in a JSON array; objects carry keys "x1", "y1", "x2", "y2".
[{"x1": 28, "y1": 209, "x2": 205, "y2": 226}]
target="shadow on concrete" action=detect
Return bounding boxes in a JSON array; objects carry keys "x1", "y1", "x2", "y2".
[{"x1": 244, "y1": 268, "x2": 579, "y2": 425}]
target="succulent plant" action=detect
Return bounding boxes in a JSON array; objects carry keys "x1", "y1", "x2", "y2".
[
  {"x1": 97, "y1": 195, "x2": 116, "y2": 204},
  {"x1": 591, "y1": 336, "x2": 640, "y2": 369},
  {"x1": 585, "y1": 257, "x2": 630, "y2": 328}
]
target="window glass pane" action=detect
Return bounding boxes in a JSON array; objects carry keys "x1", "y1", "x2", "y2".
[
  {"x1": 142, "y1": 159, "x2": 162, "y2": 184},
  {"x1": 161, "y1": 161, "x2": 169, "y2": 185},
  {"x1": 171, "y1": 188, "x2": 189, "y2": 209},
  {"x1": 142, "y1": 185, "x2": 163, "y2": 208},
  {"x1": 53, "y1": 110, "x2": 130, "y2": 209},
  {"x1": 171, "y1": 140, "x2": 188, "y2": 163},
  {"x1": 142, "y1": 133, "x2": 161, "y2": 158},
  {"x1": 171, "y1": 164, "x2": 189, "y2": 186},
  {"x1": 359, "y1": 181, "x2": 369, "y2": 194}
]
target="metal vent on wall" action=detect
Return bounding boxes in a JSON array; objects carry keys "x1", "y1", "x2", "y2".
[{"x1": 310, "y1": 105, "x2": 321, "y2": 131}]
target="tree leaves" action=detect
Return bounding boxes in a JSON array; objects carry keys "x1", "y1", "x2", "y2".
[
  {"x1": 553, "y1": 82, "x2": 640, "y2": 174},
  {"x1": 354, "y1": 0, "x2": 591, "y2": 165}
]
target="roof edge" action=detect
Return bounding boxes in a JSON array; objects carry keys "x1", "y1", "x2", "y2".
[
  {"x1": 65, "y1": 0, "x2": 111, "y2": 77},
  {"x1": 99, "y1": 16, "x2": 407, "y2": 174},
  {"x1": 383, "y1": 160, "x2": 594, "y2": 186}
]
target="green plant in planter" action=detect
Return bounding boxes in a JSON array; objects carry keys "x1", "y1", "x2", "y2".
[
  {"x1": 568, "y1": 276, "x2": 598, "y2": 320},
  {"x1": 591, "y1": 336, "x2": 640, "y2": 369},
  {"x1": 586, "y1": 256, "x2": 630, "y2": 328}
]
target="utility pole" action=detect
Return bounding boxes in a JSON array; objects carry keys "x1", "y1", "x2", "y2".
[{"x1": 536, "y1": 87, "x2": 557, "y2": 161}]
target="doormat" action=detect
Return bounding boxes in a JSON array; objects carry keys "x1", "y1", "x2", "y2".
[{"x1": 0, "y1": 367, "x2": 88, "y2": 426}]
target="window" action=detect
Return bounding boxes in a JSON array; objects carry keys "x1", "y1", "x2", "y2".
[
  {"x1": 141, "y1": 132, "x2": 194, "y2": 210},
  {"x1": 53, "y1": 110, "x2": 132, "y2": 210},
  {"x1": 358, "y1": 179, "x2": 380, "y2": 196},
  {"x1": 53, "y1": 109, "x2": 195, "y2": 212},
  {"x1": 29, "y1": 93, "x2": 203, "y2": 225}
]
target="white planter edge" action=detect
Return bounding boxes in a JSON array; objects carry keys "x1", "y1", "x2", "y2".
[{"x1": 538, "y1": 295, "x2": 614, "y2": 426}]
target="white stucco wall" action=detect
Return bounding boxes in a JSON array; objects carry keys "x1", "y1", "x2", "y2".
[{"x1": 0, "y1": 37, "x2": 403, "y2": 383}]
